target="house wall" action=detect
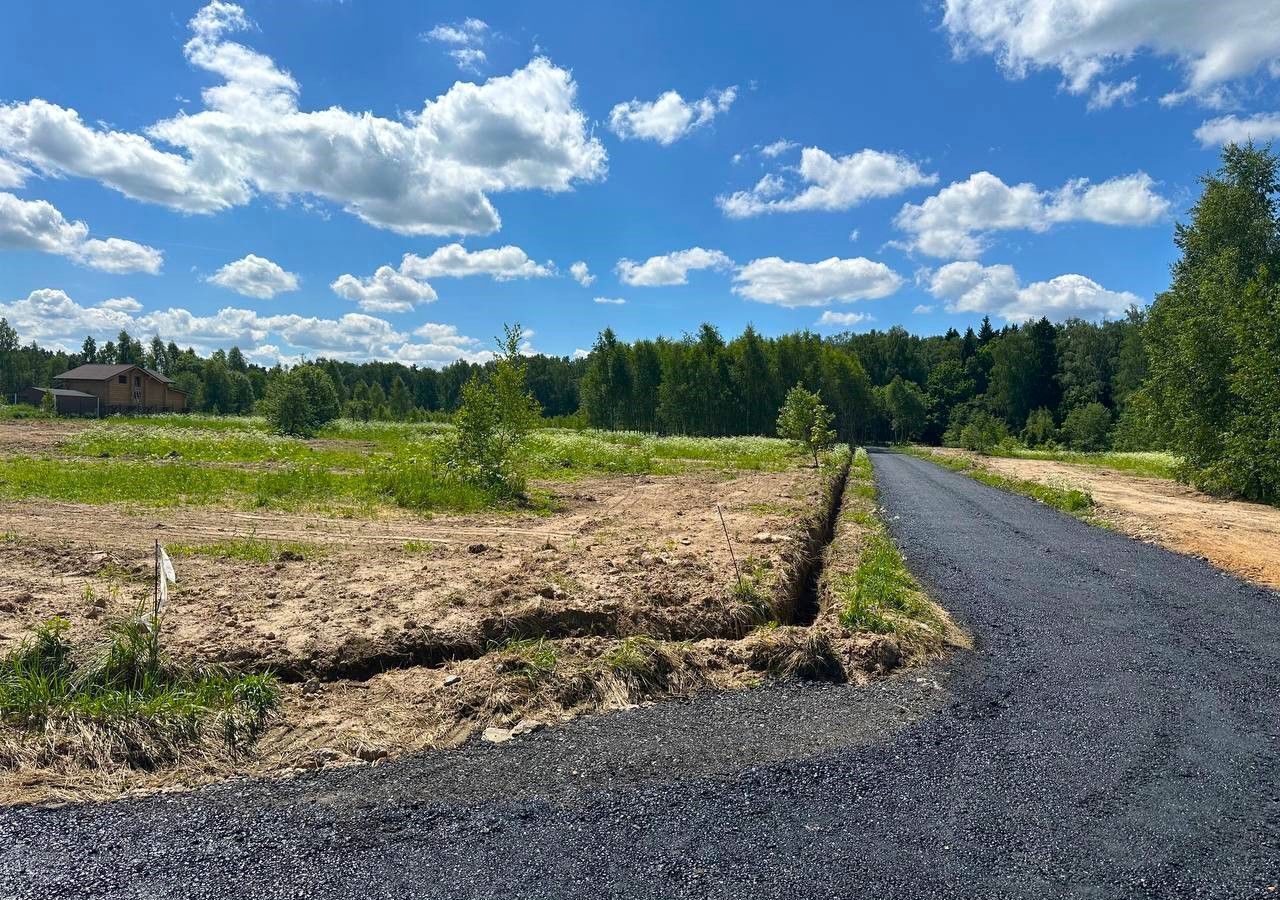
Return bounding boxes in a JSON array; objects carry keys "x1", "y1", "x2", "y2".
[{"x1": 55, "y1": 369, "x2": 187, "y2": 412}]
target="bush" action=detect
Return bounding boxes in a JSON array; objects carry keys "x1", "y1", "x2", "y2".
[
  {"x1": 1022, "y1": 407, "x2": 1056, "y2": 447},
  {"x1": 259, "y1": 365, "x2": 341, "y2": 436},
  {"x1": 448, "y1": 324, "x2": 541, "y2": 501},
  {"x1": 1062, "y1": 402, "x2": 1112, "y2": 451}
]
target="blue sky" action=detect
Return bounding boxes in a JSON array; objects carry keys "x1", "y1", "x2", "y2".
[{"x1": 2, "y1": 1, "x2": 1279, "y2": 365}]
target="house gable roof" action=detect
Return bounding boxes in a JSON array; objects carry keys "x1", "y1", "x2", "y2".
[{"x1": 54, "y1": 364, "x2": 175, "y2": 384}]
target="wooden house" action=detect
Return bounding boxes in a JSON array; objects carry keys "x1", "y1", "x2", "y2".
[{"x1": 45, "y1": 364, "x2": 188, "y2": 414}]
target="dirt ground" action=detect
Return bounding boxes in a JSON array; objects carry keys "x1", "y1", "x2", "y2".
[
  {"x1": 932, "y1": 448, "x2": 1280, "y2": 591},
  {"x1": 0, "y1": 420, "x2": 957, "y2": 804}
]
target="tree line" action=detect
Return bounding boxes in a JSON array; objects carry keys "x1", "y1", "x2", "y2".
[{"x1": 2, "y1": 143, "x2": 1276, "y2": 503}]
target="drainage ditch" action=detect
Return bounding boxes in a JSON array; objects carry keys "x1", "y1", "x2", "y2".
[{"x1": 773, "y1": 454, "x2": 852, "y2": 627}]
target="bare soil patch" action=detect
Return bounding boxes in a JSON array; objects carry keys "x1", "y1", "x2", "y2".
[{"x1": 933, "y1": 448, "x2": 1280, "y2": 590}]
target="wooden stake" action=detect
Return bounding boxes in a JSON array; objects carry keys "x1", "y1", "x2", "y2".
[
  {"x1": 151, "y1": 539, "x2": 160, "y2": 671},
  {"x1": 716, "y1": 504, "x2": 742, "y2": 589}
]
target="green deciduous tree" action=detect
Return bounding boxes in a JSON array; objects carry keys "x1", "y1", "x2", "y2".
[
  {"x1": 260, "y1": 365, "x2": 341, "y2": 436},
  {"x1": 1144, "y1": 143, "x2": 1280, "y2": 501},
  {"x1": 776, "y1": 384, "x2": 837, "y2": 466},
  {"x1": 1062, "y1": 402, "x2": 1112, "y2": 451}
]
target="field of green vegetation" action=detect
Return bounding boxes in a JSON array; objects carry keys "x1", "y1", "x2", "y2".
[{"x1": 0, "y1": 415, "x2": 804, "y2": 515}]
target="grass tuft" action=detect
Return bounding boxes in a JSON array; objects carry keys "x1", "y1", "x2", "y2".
[{"x1": 0, "y1": 610, "x2": 280, "y2": 770}]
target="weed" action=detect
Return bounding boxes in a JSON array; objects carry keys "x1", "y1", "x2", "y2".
[
  {"x1": 492, "y1": 637, "x2": 558, "y2": 683},
  {"x1": 402, "y1": 540, "x2": 434, "y2": 553},
  {"x1": 0, "y1": 609, "x2": 280, "y2": 767}
]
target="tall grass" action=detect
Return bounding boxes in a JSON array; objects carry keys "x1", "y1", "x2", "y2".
[
  {"x1": 8, "y1": 419, "x2": 806, "y2": 515},
  {"x1": 0, "y1": 612, "x2": 280, "y2": 766}
]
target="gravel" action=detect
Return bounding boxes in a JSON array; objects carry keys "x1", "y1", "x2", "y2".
[{"x1": 3, "y1": 449, "x2": 1278, "y2": 899}]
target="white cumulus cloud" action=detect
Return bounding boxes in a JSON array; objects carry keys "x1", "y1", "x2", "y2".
[
  {"x1": 616, "y1": 247, "x2": 733, "y2": 287},
  {"x1": 399, "y1": 243, "x2": 554, "y2": 281},
  {"x1": 816, "y1": 310, "x2": 872, "y2": 328},
  {"x1": 926, "y1": 260, "x2": 1140, "y2": 321},
  {"x1": 0, "y1": 287, "x2": 493, "y2": 366},
  {"x1": 609, "y1": 86, "x2": 736, "y2": 145},
  {"x1": 1194, "y1": 112, "x2": 1280, "y2": 146},
  {"x1": 0, "y1": 192, "x2": 162, "y2": 274},
  {"x1": 893, "y1": 170, "x2": 1170, "y2": 257},
  {"x1": 569, "y1": 261, "x2": 595, "y2": 287},
  {"x1": 0, "y1": 4, "x2": 604, "y2": 236},
  {"x1": 333, "y1": 243, "x2": 551, "y2": 311},
  {"x1": 208, "y1": 254, "x2": 299, "y2": 299},
  {"x1": 330, "y1": 266, "x2": 438, "y2": 313},
  {"x1": 718, "y1": 147, "x2": 937, "y2": 218},
  {"x1": 732, "y1": 256, "x2": 903, "y2": 308},
  {"x1": 942, "y1": 0, "x2": 1280, "y2": 105},
  {"x1": 593, "y1": 297, "x2": 626, "y2": 305},
  {"x1": 942, "y1": 0, "x2": 1280, "y2": 107}
]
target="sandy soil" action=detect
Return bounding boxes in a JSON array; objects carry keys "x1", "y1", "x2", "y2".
[
  {"x1": 0, "y1": 419, "x2": 889, "y2": 803},
  {"x1": 0, "y1": 469, "x2": 817, "y2": 676},
  {"x1": 932, "y1": 448, "x2": 1280, "y2": 591}
]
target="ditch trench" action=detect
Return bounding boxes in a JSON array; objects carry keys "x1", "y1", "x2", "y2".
[
  {"x1": 772, "y1": 454, "x2": 852, "y2": 627},
  {"x1": 252, "y1": 457, "x2": 855, "y2": 685}
]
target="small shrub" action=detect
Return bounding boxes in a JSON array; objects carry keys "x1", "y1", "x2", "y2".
[
  {"x1": 1062, "y1": 402, "x2": 1112, "y2": 452},
  {"x1": 260, "y1": 365, "x2": 341, "y2": 437}
]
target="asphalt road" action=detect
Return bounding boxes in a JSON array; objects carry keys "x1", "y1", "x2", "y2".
[{"x1": 3, "y1": 450, "x2": 1278, "y2": 899}]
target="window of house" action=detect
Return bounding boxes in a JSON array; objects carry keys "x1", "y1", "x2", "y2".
[
  {"x1": 134, "y1": 376, "x2": 141, "y2": 386},
  {"x1": 118, "y1": 375, "x2": 127, "y2": 384}
]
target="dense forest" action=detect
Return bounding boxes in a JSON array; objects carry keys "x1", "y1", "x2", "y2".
[{"x1": 2, "y1": 143, "x2": 1277, "y2": 502}]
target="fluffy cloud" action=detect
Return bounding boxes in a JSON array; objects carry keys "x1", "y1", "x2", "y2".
[
  {"x1": 942, "y1": 0, "x2": 1280, "y2": 106},
  {"x1": 425, "y1": 18, "x2": 489, "y2": 74},
  {"x1": 893, "y1": 171, "x2": 1169, "y2": 257},
  {"x1": 608, "y1": 87, "x2": 736, "y2": 145},
  {"x1": 399, "y1": 243, "x2": 554, "y2": 281},
  {"x1": 718, "y1": 148, "x2": 936, "y2": 218},
  {"x1": 816, "y1": 310, "x2": 872, "y2": 328},
  {"x1": 330, "y1": 267, "x2": 437, "y2": 313},
  {"x1": 732, "y1": 256, "x2": 903, "y2": 308},
  {"x1": 99, "y1": 297, "x2": 143, "y2": 312},
  {"x1": 0, "y1": 4, "x2": 604, "y2": 236},
  {"x1": 332, "y1": 243, "x2": 551, "y2": 311},
  {"x1": 569, "y1": 261, "x2": 595, "y2": 287},
  {"x1": 208, "y1": 253, "x2": 299, "y2": 299},
  {"x1": 0, "y1": 192, "x2": 162, "y2": 274},
  {"x1": 926, "y1": 260, "x2": 1140, "y2": 321},
  {"x1": 0, "y1": 287, "x2": 492, "y2": 365},
  {"x1": 616, "y1": 247, "x2": 733, "y2": 286},
  {"x1": 0, "y1": 158, "x2": 29, "y2": 189},
  {"x1": 593, "y1": 297, "x2": 626, "y2": 305},
  {"x1": 1194, "y1": 112, "x2": 1280, "y2": 146}
]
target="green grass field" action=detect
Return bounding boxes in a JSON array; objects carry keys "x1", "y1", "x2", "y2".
[{"x1": 0, "y1": 416, "x2": 805, "y2": 515}]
